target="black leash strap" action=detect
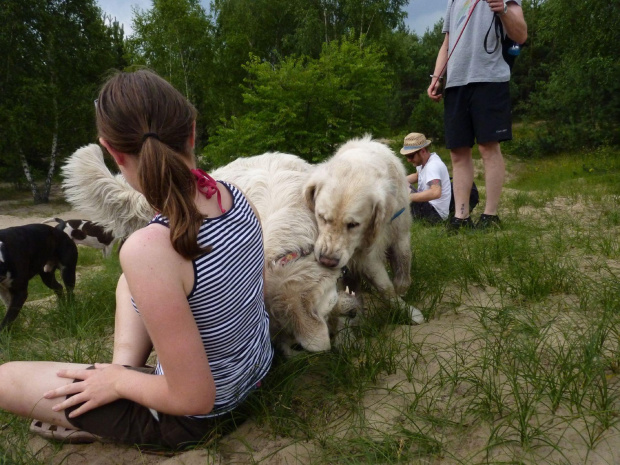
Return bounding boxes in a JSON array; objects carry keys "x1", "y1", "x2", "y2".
[{"x1": 483, "y1": 13, "x2": 502, "y2": 55}]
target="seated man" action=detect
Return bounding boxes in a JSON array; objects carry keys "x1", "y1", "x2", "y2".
[{"x1": 400, "y1": 132, "x2": 452, "y2": 224}]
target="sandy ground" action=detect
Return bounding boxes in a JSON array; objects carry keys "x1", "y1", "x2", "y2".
[{"x1": 0, "y1": 185, "x2": 85, "y2": 228}]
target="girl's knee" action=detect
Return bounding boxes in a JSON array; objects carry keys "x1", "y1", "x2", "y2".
[{"x1": 0, "y1": 361, "x2": 17, "y2": 380}]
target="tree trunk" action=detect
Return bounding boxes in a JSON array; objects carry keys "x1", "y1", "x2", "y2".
[
  {"x1": 323, "y1": 8, "x2": 329, "y2": 44},
  {"x1": 43, "y1": 94, "x2": 59, "y2": 203},
  {"x1": 19, "y1": 149, "x2": 43, "y2": 203}
]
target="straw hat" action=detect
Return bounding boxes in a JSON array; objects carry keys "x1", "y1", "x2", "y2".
[{"x1": 400, "y1": 133, "x2": 431, "y2": 155}]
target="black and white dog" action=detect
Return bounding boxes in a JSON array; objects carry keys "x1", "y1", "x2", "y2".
[
  {"x1": 44, "y1": 218, "x2": 117, "y2": 258},
  {"x1": 0, "y1": 224, "x2": 78, "y2": 331}
]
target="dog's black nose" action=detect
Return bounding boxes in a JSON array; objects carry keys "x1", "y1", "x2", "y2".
[{"x1": 319, "y1": 256, "x2": 339, "y2": 268}]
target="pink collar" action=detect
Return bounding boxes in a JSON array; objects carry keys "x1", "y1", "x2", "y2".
[{"x1": 191, "y1": 169, "x2": 226, "y2": 214}]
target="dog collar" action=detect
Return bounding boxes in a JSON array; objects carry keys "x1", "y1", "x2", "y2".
[
  {"x1": 390, "y1": 207, "x2": 406, "y2": 222},
  {"x1": 273, "y1": 246, "x2": 313, "y2": 267}
]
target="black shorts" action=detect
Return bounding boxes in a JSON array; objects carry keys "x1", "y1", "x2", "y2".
[
  {"x1": 444, "y1": 81, "x2": 512, "y2": 149},
  {"x1": 65, "y1": 366, "x2": 250, "y2": 451},
  {"x1": 410, "y1": 202, "x2": 444, "y2": 224}
]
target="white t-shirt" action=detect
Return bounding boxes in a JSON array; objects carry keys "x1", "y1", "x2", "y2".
[{"x1": 416, "y1": 152, "x2": 452, "y2": 219}]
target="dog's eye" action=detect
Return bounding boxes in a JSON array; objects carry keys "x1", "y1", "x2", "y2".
[{"x1": 347, "y1": 222, "x2": 360, "y2": 230}]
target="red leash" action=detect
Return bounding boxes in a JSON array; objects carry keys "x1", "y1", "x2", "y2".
[{"x1": 436, "y1": 0, "x2": 482, "y2": 83}]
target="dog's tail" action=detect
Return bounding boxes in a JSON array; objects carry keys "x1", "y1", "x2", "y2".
[
  {"x1": 54, "y1": 218, "x2": 66, "y2": 231},
  {"x1": 61, "y1": 144, "x2": 154, "y2": 239},
  {"x1": 41, "y1": 217, "x2": 66, "y2": 231}
]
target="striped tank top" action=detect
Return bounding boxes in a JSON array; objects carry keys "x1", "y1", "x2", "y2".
[{"x1": 144, "y1": 181, "x2": 273, "y2": 418}]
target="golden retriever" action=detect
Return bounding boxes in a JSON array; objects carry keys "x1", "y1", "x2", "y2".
[
  {"x1": 61, "y1": 145, "x2": 356, "y2": 353},
  {"x1": 210, "y1": 153, "x2": 349, "y2": 353},
  {"x1": 303, "y1": 135, "x2": 424, "y2": 324}
]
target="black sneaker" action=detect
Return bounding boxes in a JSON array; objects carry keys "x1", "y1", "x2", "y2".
[
  {"x1": 446, "y1": 216, "x2": 474, "y2": 233},
  {"x1": 476, "y1": 214, "x2": 501, "y2": 230}
]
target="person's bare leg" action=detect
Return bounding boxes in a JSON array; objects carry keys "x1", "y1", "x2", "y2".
[
  {"x1": 450, "y1": 146, "x2": 474, "y2": 219},
  {"x1": 112, "y1": 274, "x2": 152, "y2": 366},
  {"x1": 0, "y1": 361, "x2": 90, "y2": 428},
  {"x1": 478, "y1": 141, "x2": 505, "y2": 216}
]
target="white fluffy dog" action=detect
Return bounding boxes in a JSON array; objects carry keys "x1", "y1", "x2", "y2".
[
  {"x1": 62, "y1": 145, "x2": 355, "y2": 353},
  {"x1": 303, "y1": 135, "x2": 424, "y2": 324},
  {"x1": 210, "y1": 153, "x2": 348, "y2": 352}
]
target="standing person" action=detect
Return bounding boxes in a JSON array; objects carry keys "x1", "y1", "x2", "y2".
[
  {"x1": 428, "y1": 0, "x2": 527, "y2": 230},
  {"x1": 0, "y1": 69, "x2": 273, "y2": 451},
  {"x1": 401, "y1": 133, "x2": 452, "y2": 224}
]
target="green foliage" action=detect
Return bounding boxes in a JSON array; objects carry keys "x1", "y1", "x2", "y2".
[
  {"x1": 519, "y1": 0, "x2": 620, "y2": 152},
  {"x1": 201, "y1": 37, "x2": 393, "y2": 166},
  {"x1": 395, "y1": 21, "x2": 446, "y2": 129},
  {"x1": 1, "y1": 0, "x2": 618, "y2": 192},
  {"x1": 127, "y1": 0, "x2": 215, "y2": 145},
  {"x1": 0, "y1": 0, "x2": 126, "y2": 193},
  {"x1": 407, "y1": 92, "x2": 444, "y2": 142},
  {"x1": 204, "y1": 0, "x2": 413, "y2": 141}
]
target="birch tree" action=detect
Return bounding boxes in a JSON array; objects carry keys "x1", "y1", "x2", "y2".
[{"x1": 0, "y1": 0, "x2": 124, "y2": 202}]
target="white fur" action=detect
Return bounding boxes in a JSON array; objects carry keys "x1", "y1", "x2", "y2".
[
  {"x1": 61, "y1": 145, "x2": 154, "y2": 240},
  {"x1": 61, "y1": 146, "x2": 344, "y2": 352},
  {"x1": 304, "y1": 135, "x2": 424, "y2": 324},
  {"x1": 212, "y1": 153, "x2": 343, "y2": 351}
]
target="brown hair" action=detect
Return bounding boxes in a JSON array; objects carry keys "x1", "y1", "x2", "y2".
[{"x1": 95, "y1": 69, "x2": 210, "y2": 259}]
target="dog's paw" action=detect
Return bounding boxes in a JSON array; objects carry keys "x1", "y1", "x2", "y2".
[
  {"x1": 408, "y1": 305, "x2": 425, "y2": 325},
  {"x1": 393, "y1": 277, "x2": 412, "y2": 296}
]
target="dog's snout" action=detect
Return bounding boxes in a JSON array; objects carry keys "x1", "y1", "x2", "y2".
[
  {"x1": 319, "y1": 255, "x2": 340, "y2": 268},
  {"x1": 346, "y1": 309, "x2": 357, "y2": 319}
]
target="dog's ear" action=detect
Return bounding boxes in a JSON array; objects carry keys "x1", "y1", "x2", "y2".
[
  {"x1": 303, "y1": 179, "x2": 321, "y2": 213},
  {"x1": 364, "y1": 197, "x2": 386, "y2": 247}
]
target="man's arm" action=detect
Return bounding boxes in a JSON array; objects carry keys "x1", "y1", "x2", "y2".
[
  {"x1": 409, "y1": 179, "x2": 442, "y2": 203},
  {"x1": 428, "y1": 34, "x2": 449, "y2": 101},
  {"x1": 487, "y1": 0, "x2": 527, "y2": 43},
  {"x1": 406, "y1": 172, "x2": 418, "y2": 185}
]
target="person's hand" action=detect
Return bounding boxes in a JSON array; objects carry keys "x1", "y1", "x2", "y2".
[
  {"x1": 486, "y1": 0, "x2": 507, "y2": 16},
  {"x1": 44, "y1": 363, "x2": 125, "y2": 418},
  {"x1": 427, "y1": 79, "x2": 442, "y2": 102}
]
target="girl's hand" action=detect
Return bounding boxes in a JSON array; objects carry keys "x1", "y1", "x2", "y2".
[{"x1": 43, "y1": 363, "x2": 125, "y2": 418}]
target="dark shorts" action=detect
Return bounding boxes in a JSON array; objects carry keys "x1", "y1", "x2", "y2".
[
  {"x1": 410, "y1": 202, "x2": 444, "y2": 224},
  {"x1": 65, "y1": 366, "x2": 249, "y2": 451},
  {"x1": 444, "y1": 81, "x2": 512, "y2": 149}
]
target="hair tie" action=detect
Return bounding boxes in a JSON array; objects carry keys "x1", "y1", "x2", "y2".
[{"x1": 142, "y1": 132, "x2": 160, "y2": 143}]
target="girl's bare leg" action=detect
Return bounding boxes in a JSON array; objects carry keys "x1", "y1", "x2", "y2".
[{"x1": 0, "y1": 361, "x2": 90, "y2": 428}]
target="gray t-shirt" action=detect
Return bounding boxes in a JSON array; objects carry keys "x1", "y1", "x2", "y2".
[{"x1": 443, "y1": 0, "x2": 521, "y2": 88}]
